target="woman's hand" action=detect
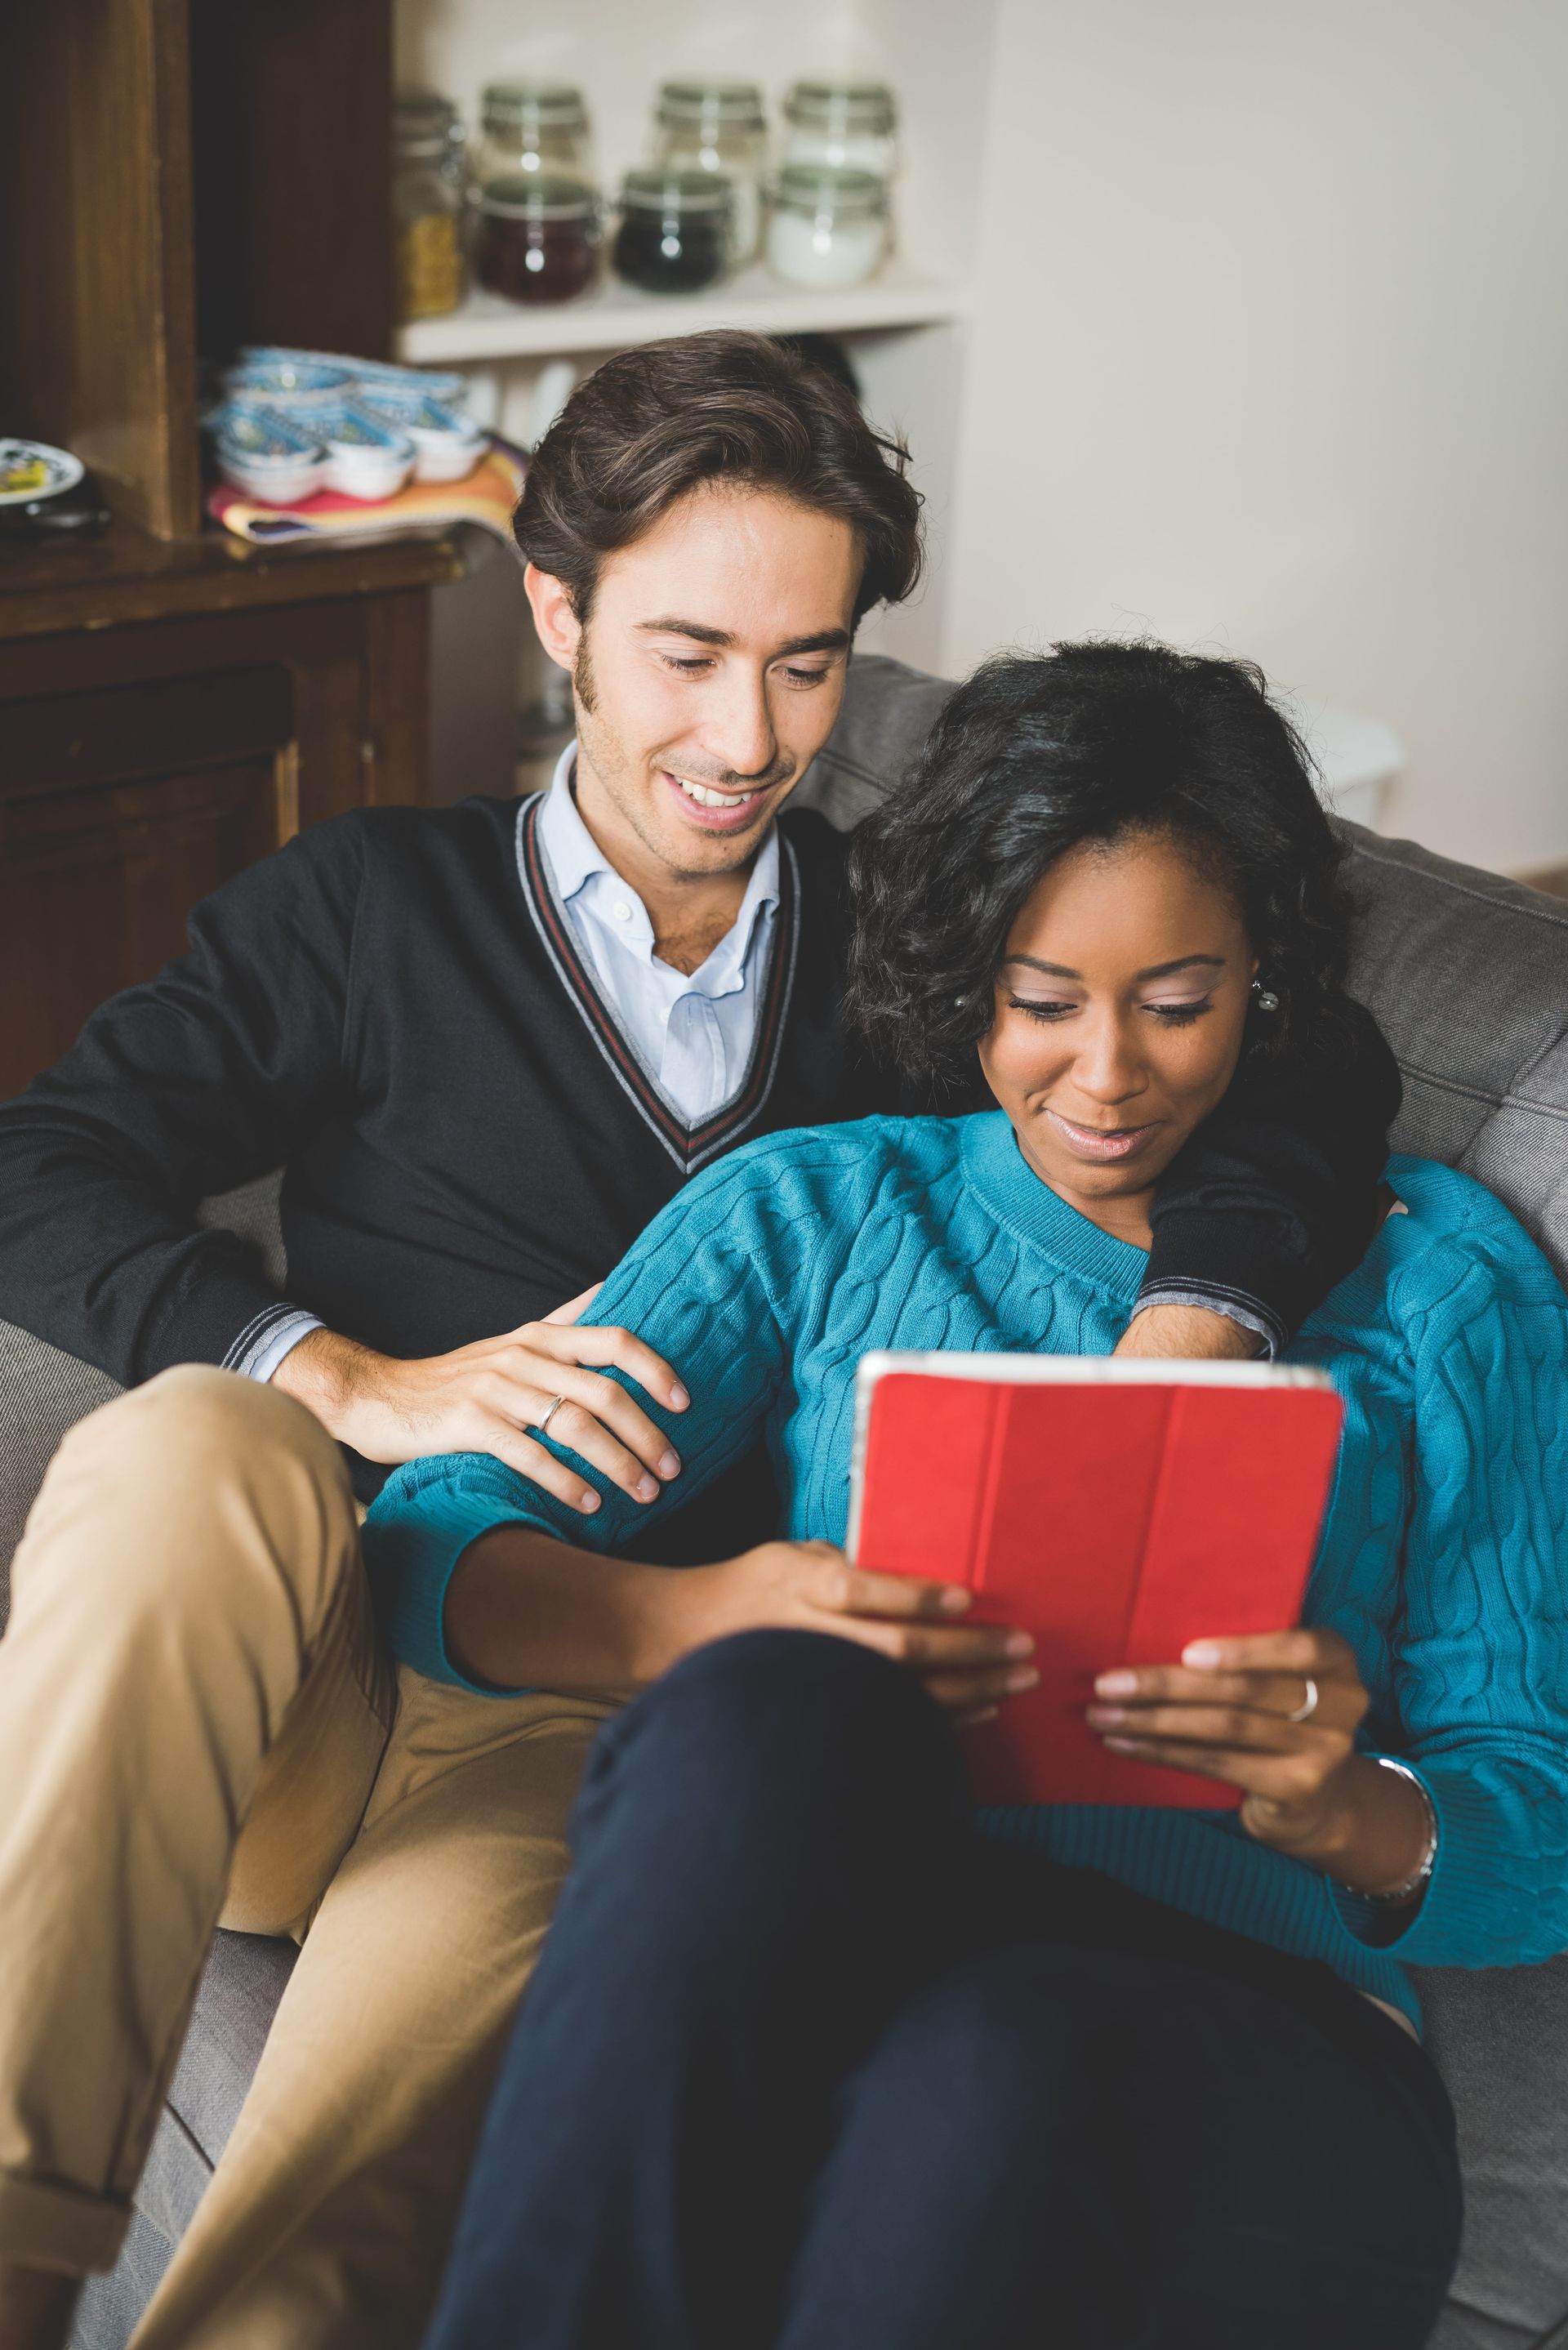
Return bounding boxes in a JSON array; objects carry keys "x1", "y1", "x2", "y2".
[
  {"x1": 1087, "y1": 1625, "x2": 1436, "y2": 1897},
  {"x1": 274, "y1": 1284, "x2": 689, "y2": 1512},
  {"x1": 1087, "y1": 1627, "x2": 1372, "y2": 1857},
  {"x1": 665, "y1": 1541, "x2": 1038, "y2": 1723}
]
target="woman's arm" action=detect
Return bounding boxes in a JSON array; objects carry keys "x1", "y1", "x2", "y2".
[
  {"x1": 363, "y1": 1127, "x2": 1035, "y2": 1713},
  {"x1": 1091, "y1": 1236, "x2": 1568, "y2": 1960},
  {"x1": 362, "y1": 1135, "x2": 803, "y2": 1689},
  {"x1": 443, "y1": 1525, "x2": 1033, "y2": 1715}
]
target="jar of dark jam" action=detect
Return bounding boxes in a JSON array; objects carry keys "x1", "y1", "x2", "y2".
[
  {"x1": 612, "y1": 169, "x2": 733, "y2": 296},
  {"x1": 475, "y1": 174, "x2": 599, "y2": 305}
]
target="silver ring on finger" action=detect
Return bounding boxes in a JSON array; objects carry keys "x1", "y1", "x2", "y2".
[
  {"x1": 537, "y1": 1394, "x2": 568, "y2": 1438},
  {"x1": 1288, "y1": 1674, "x2": 1319, "y2": 1723}
]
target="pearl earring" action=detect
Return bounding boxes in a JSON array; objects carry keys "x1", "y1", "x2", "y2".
[{"x1": 1251, "y1": 980, "x2": 1281, "y2": 1013}]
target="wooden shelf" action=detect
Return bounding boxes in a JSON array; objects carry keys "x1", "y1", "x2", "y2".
[
  {"x1": 0, "y1": 519, "x2": 472, "y2": 644},
  {"x1": 396, "y1": 263, "x2": 966, "y2": 366}
]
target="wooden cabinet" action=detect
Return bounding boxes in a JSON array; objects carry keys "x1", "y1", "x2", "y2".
[
  {"x1": 0, "y1": 533, "x2": 463, "y2": 1095},
  {"x1": 0, "y1": 0, "x2": 470, "y2": 1098}
]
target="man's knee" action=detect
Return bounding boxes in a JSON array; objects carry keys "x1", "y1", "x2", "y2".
[
  {"x1": 33, "y1": 1363, "x2": 358, "y2": 1621},
  {"x1": 74, "y1": 1360, "x2": 340, "y2": 1475}
]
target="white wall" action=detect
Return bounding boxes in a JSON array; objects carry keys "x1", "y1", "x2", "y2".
[{"x1": 945, "y1": 0, "x2": 1568, "y2": 872}]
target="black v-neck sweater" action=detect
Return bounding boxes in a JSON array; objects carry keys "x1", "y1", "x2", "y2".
[
  {"x1": 0, "y1": 796, "x2": 893, "y2": 1389},
  {"x1": 0, "y1": 793, "x2": 1399, "y2": 1526}
]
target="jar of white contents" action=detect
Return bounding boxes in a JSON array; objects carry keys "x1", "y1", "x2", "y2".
[
  {"x1": 653, "y1": 82, "x2": 766, "y2": 265},
  {"x1": 782, "y1": 81, "x2": 898, "y2": 181},
  {"x1": 766, "y1": 165, "x2": 889, "y2": 291}
]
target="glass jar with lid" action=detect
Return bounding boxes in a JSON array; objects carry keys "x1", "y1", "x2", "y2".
[
  {"x1": 474, "y1": 82, "x2": 593, "y2": 185},
  {"x1": 766, "y1": 164, "x2": 889, "y2": 290},
  {"x1": 476, "y1": 174, "x2": 600, "y2": 306},
  {"x1": 612, "y1": 169, "x2": 733, "y2": 296},
  {"x1": 782, "y1": 80, "x2": 898, "y2": 181},
  {"x1": 393, "y1": 90, "x2": 466, "y2": 321},
  {"x1": 653, "y1": 82, "x2": 766, "y2": 265}
]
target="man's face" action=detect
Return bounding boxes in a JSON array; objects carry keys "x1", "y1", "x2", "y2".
[{"x1": 528, "y1": 484, "x2": 862, "y2": 881}]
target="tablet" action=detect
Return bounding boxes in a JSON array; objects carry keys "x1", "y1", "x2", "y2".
[{"x1": 848, "y1": 1354, "x2": 1343, "y2": 1808}]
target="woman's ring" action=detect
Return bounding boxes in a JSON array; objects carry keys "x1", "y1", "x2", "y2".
[
  {"x1": 1288, "y1": 1674, "x2": 1319, "y2": 1723},
  {"x1": 537, "y1": 1394, "x2": 568, "y2": 1437}
]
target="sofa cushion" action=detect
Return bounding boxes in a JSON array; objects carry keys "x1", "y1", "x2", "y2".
[
  {"x1": 1419, "y1": 1959, "x2": 1568, "y2": 2348},
  {"x1": 1338, "y1": 823, "x2": 1568, "y2": 1281}
]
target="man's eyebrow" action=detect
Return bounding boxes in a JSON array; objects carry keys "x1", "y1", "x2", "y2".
[
  {"x1": 637, "y1": 617, "x2": 733, "y2": 645},
  {"x1": 1004, "y1": 953, "x2": 1227, "y2": 981},
  {"x1": 635, "y1": 618, "x2": 851, "y2": 657}
]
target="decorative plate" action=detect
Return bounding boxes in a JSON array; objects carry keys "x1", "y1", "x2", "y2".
[{"x1": 0, "y1": 439, "x2": 85, "y2": 506}]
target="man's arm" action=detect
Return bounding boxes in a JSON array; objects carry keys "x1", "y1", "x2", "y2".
[
  {"x1": 0, "y1": 821, "x2": 365, "y2": 1385},
  {"x1": 1123, "y1": 999, "x2": 1401, "y2": 1358},
  {"x1": 0, "y1": 819, "x2": 690, "y2": 1509}
]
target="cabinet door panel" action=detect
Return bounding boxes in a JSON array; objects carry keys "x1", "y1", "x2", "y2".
[{"x1": 0, "y1": 758, "x2": 291, "y2": 1095}]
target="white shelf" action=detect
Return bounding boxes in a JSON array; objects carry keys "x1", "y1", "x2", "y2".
[{"x1": 395, "y1": 264, "x2": 966, "y2": 367}]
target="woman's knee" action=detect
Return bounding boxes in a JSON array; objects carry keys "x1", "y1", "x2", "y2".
[
  {"x1": 579, "y1": 1630, "x2": 963, "y2": 1854},
  {"x1": 621, "y1": 1630, "x2": 952, "y2": 1782}
]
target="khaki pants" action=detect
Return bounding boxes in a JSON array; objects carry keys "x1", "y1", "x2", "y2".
[{"x1": 0, "y1": 1367, "x2": 611, "y2": 2348}]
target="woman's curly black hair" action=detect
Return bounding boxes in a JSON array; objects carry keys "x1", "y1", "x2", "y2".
[{"x1": 846, "y1": 640, "x2": 1357, "y2": 1086}]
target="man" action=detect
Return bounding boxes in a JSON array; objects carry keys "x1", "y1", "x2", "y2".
[{"x1": 0, "y1": 332, "x2": 1397, "y2": 2350}]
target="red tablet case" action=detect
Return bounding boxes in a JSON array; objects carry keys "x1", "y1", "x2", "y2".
[{"x1": 848, "y1": 1356, "x2": 1343, "y2": 1808}]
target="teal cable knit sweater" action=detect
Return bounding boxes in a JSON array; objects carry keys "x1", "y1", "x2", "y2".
[{"x1": 364, "y1": 1113, "x2": 1568, "y2": 2031}]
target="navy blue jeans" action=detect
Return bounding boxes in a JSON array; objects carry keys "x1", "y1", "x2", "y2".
[{"x1": 425, "y1": 1631, "x2": 1461, "y2": 2350}]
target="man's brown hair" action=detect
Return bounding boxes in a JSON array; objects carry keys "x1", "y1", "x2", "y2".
[{"x1": 514, "y1": 330, "x2": 924, "y2": 627}]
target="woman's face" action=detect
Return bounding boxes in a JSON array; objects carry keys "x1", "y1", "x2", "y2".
[{"x1": 977, "y1": 827, "x2": 1257, "y2": 1246}]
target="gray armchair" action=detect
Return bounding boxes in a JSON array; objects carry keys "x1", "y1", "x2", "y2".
[{"x1": 2, "y1": 656, "x2": 1567, "y2": 2347}]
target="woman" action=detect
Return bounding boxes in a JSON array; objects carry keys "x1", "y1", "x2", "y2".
[{"x1": 370, "y1": 644, "x2": 1568, "y2": 2350}]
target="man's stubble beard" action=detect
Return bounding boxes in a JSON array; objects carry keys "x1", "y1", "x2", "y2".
[{"x1": 572, "y1": 632, "x2": 598, "y2": 716}]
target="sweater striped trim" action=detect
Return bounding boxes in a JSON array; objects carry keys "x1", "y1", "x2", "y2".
[
  {"x1": 220, "y1": 1300, "x2": 313, "y2": 1378},
  {"x1": 514, "y1": 793, "x2": 800, "y2": 1174}
]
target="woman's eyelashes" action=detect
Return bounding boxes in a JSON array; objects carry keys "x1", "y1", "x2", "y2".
[
  {"x1": 1007, "y1": 997, "x2": 1215, "y2": 1028},
  {"x1": 1144, "y1": 999, "x2": 1215, "y2": 1026}
]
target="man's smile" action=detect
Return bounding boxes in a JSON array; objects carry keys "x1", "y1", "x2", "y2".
[{"x1": 661, "y1": 769, "x2": 784, "y2": 832}]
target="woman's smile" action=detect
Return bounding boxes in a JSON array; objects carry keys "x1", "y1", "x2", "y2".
[{"x1": 1040, "y1": 1107, "x2": 1160, "y2": 1162}]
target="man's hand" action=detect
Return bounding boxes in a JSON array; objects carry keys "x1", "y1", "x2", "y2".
[
  {"x1": 657, "y1": 1541, "x2": 1038, "y2": 1723},
  {"x1": 1114, "y1": 1302, "x2": 1262, "y2": 1359},
  {"x1": 273, "y1": 1287, "x2": 688, "y2": 1514}
]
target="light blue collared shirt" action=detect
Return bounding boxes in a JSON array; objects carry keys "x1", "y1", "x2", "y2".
[{"x1": 537, "y1": 742, "x2": 781, "y2": 1127}]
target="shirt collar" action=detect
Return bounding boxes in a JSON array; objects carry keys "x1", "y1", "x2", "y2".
[
  {"x1": 537, "y1": 741, "x2": 782, "y2": 988},
  {"x1": 537, "y1": 741, "x2": 612, "y2": 903}
]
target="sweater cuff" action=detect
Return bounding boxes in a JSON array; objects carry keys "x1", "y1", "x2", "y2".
[
  {"x1": 361, "y1": 1476, "x2": 539, "y2": 1697},
  {"x1": 1130, "y1": 1280, "x2": 1281, "y2": 1359},
  {"x1": 224, "y1": 1304, "x2": 323, "y2": 1381},
  {"x1": 139, "y1": 1257, "x2": 301, "y2": 1384}
]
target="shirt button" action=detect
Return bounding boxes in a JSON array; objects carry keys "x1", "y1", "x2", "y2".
[{"x1": 612, "y1": 900, "x2": 632, "y2": 922}]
